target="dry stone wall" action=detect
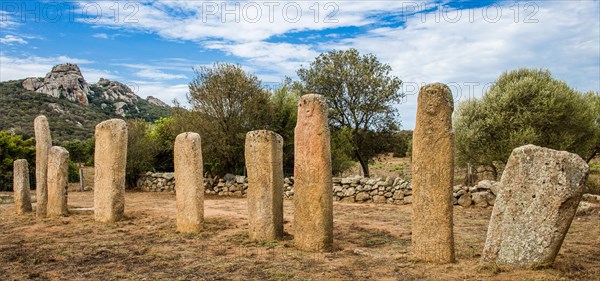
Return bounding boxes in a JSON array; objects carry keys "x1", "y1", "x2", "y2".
[{"x1": 137, "y1": 173, "x2": 499, "y2": 207}]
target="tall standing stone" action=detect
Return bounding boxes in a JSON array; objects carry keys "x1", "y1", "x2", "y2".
[
  {"x1": 13, "y1": 159, "x2": 32, "y2": 214},
  {"x1": 294, "y1": 94, "x2": 333, "y2": 252},
  {"x1": 245, "y1": 130, "x2": 284, "y2": 241},
  {"x1": 411, "y1": 83, "x2": 455, "y2": 263},
  {"x1": 481, "y1": 145, "x2": 589, "y2": 267},
  {"x1": 94, "y1": 119, "x2": 128, "y2": 223},
  {"x1": 47, "y1": 146, "x2": 69, "y2": 217},
  {"x1": 174, "y1": 132, "x2": 204, "y2": 232},
  {"x1": 34, "y1": 115, "x2": 52, "y2": 217}
]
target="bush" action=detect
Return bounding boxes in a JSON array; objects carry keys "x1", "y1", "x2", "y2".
[
  {"x1": 126, "y1": 120, "x2": 160, "y2": 188},
  {"x1": 68, "y1": 161, "x2": 80, "y2": 183},
  {"x1": 454, "y1": 68, "x2": 598, "y2": 179},
  {"x1": 0, "y1": 131, "x2": 35, "y2": 191}
]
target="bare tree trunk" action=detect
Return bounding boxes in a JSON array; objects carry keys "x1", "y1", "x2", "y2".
[
  {"x1": 355, "y1": 150, "x2": 370, "y2": 177},
  {"x1": 490, "y1": 163, "x2": 499, "y2": 181},
  {"x1": 586, "y1": 148, "x2": 598, "y2": 163}
]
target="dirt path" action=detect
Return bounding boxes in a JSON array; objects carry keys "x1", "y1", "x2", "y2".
[{"x1": 1, "y1": 191, "x2": 599, "y2": 280}]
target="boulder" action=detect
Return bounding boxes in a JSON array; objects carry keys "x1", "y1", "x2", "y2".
[
  {"x1": 458, "y1": 193, "x2": 472, "y2": 207},
  {"x1": 481, "y1": 145, "x2": 589, "y2": 268}
]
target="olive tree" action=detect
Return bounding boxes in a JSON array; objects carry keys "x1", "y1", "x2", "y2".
[
  {"x1": 188, "y1": 63, "x2": 272, "y2": 175},
  {"x1": 297, "y1": 49, "x2": 403, "y2": 177},
  {"x1": 454, "y1": 68, "x2": 598, "y2": 179}
]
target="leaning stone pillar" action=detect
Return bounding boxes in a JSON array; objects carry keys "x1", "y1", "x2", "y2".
[
  {"x1": 294, "y1": 94, "x2": 333, "y2": 252},
  {"x1": 13, "y1": 159, "x2": 33, "y2": 214},
  {"x1": 174, "y1": 132, "x2": 204, "y2": 232},
  {"x1": 411, "y1": 83, "x2": 455, "y2": 263},
  {"x1": 245, "y1": 130, "x2": 284, "y2": 241},
  {"x1": 34, "y1": 115, "x2": 52, "y2": 217},
  {"x1": 481, "y1": 145, "x2": 589, "y2": 267},
  {"x1": 94, "y1": 119, "x2": 128, "y2": 223},
  {"x1": 47, "y1": 146, "x2": 69, "y2": 217}
]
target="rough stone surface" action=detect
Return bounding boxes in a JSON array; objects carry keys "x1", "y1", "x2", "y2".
[
  {"x1": 481, "y1": 145, "x2": 590, "y2": 267},
  {"x1": 23, "y1": 63, "x2": 91, "y2": 105},
  {"x1": 411, "y1": 83, "x2": 455, "y2": 263},
  {"x1": 146, "y1": 96, "x2": 170, "y2": 107},
  {"x1": 47, "y1": 146, "x2": 69, "y2": 217},
  {"x1": 34, "y1": 115, "x2": 52, "y2": 218},
  {"x1": 458, "y1": 193, "x2": 472, "y2": 207},
  {"x1": 93, "y1": 78, "x2": 139, "y2": 104},
  {"x1": 174, "y1": 132, "x2": 204, "y2": 232},
  {"x1": 245, "y1": 130, "x2": 284, "y2": 241},
  {"x1": 293, "y1": 94, "x2": 333, "y2": 252},
  {"x1": 472, "y1": 192, "x2": 489, "y2": 208},
  {"x1": 94, "y1": 119, "x2": 128, "y2": 223},
  {"x1": 13, "y1": 159, "x2": 32, "y2": 214}
]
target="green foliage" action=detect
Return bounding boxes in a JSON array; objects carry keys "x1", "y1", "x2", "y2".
[
  {"x1": 331, "y1": 127, "x2": 356, "y2": 175},
  {"x1": 188, "y1": 63, "x2": 273, "y2": 175},
  {"x1": 126, "y1": 120, "x2": 160, "y2": 188},
  {"x1": 62, "y1": 138, "x2": 95, "y2": 165},
  {"x1": 0, "y1": 131, "x2": 35, "y2": 191},
  {"x1": 297, "y1": 48, "x2": 404, "y2": 177},
  {"x1": 68, "y1": 160, "x2": 80, "y2": 183},
  {"x1": 393, "y1": 130, "x2": 413, "y2": 158},
  {"x1": 454, "y1": 68, "x2": 598, "y2": 178},
  {"x1": 269, "y1": 78, "x2": 299, "y2": 175}
]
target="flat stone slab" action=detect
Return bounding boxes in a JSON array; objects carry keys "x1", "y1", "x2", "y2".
[{"x1": 69, "y1": 207, "x2": 94, "y2": 215}]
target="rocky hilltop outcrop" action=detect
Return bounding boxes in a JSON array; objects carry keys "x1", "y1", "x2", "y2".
[
  {"x1": 23, "y1": 63, "x2": 92, "y2": 105},
  {"x1": 146, "y1": 96, "x2": 169, "y2": 107},
  {"x1": 21, "y1": 63, "x2": 170, "y2": 117},
  {"x1": 92, "y1": 78, "x2": 139, "y2": 104}
]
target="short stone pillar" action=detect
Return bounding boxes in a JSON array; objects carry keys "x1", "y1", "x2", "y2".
[
  {"x1": 245, "y1": 130, "x2": 284, "y2": 241},
  {"x1": 47, "y1": 146, "x2": 69, "y2": 217},
  {"x1": 293, "y1": 94, "x2": 333, "y2": 252},
  {"x1": 481, "y1": 145, "x2": 589, "y2": 267},
  {"x1": 411, "y1": 83, "x2": 455, "y2": 263},
  {"x1": 13, "y1": 159, "x2": 32, "y2": 214},
  {"x1": 34, "y1": 115, "x2": 52, "y2": 217},
  {"x1": 174, "y1": 132, "x2": 204, "y2": 232},
  {"x1": 94, "y1": 119, "x2": 128, "y2": 223}
]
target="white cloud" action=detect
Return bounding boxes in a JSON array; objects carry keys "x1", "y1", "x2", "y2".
[
  {"x1": 76, "y1": 1, "x2": 428, "y2": 43},
  {"x1": 131, "y1": 81, "x2": 189, "y2": 105},
  {"x1": 135, "y1": 68, "x2": 187, "y2": 80},
  {"x1": 0, "y1": 55, "x2": 94, "y2": 81},
  {"x1": 204, "y1": 41, "x2": 319, "y2": 77},
  {"x1": 0, "y1": 10, "x2": 18, "y2": 29},
  {"x1": 326, "y1": 1, "x2": 600, "y2": 129},
  {"x1": 92, "y1": 33, "x2": 109, "y2": 39},
  {"x1": 0, "y1": 35, "x2": 27, "y2": 45},
  {"x1": 114, "y1": 63, "x2": 189, "y2": 80},
  {"x1": 79, "y1": 67, "x2": 121, "y2": 83}
]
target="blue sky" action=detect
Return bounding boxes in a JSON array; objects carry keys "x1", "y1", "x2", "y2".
[{"x1": 1, "y1": 0, "x2": 599, "y2": 129}]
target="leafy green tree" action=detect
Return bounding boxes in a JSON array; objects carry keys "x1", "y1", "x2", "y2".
[
  {"x1": 62, "y1": 137, "x2": 95, "y2": 165},
  {"x1": 454, "y1": 68, "x2": 598, "y2": 179},
  {"x1": 188, "y1": 63, "x2": 273, "y2": 175},
  {"x1": 583, "y1": 92, "x2": 600, "y2": 162},
  {"x1": 126, "y1": 120, "x2": 160, "y2": 188},
  {"x1": 0, "y1": 131, "x2": 35, "y2": 191},
  {"x1": 330, "y1": 127, "x2": 356, "y2": 175},
  {"x1": 270, "y1": 78, "x2": 299, "y2": 175},
  {"x1": 297, "y1": 48, "x2": 404, "y2": 177}
]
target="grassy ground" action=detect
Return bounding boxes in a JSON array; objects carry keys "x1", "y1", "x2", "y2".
[{"x1": 1, "y1": 192, "x2": 599, "y2": 280}]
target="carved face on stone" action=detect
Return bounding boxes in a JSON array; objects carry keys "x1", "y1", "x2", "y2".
[{"x1": 423, "y1": 84, "x2": 453, "y2": 116}]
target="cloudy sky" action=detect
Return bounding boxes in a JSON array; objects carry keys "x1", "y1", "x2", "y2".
[{"x1": 1, "y1": 0, "x2": 598, "y2": 129}]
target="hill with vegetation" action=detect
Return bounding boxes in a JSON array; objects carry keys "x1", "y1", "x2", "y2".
[{"x1": 0, "y1": 64, "x2": 171, "y2": 142}]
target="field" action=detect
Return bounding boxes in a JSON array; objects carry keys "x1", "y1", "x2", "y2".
[{"x1": 1, "y1": 191, "x2": 599, "y2": 280}]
